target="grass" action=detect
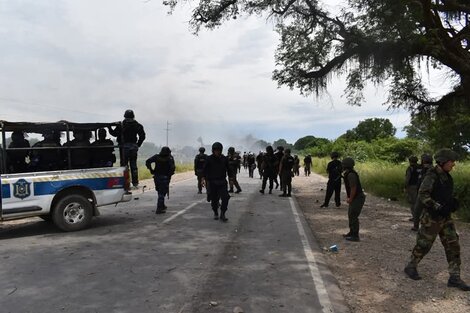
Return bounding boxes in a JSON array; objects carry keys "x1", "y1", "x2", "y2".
[{"x1": 313, "y1": 157, "x2": 470, "y2": 221}]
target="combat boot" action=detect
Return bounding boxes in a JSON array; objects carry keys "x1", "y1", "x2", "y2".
[
  {"x1": 235, "y1": 189, "x2": 242, "y2": 194},
  {"x1": 344, "y1": 235, "x2": 360, "y2": 242},
  {"x1": 155, "y1": 208, "x2": 166, "y2": 214},
  {"x1": 268, "y1": 189, "x2": 272, "y2": 194},
  {"x1": 404, "y1": 265, "x2": 422, "y2": 280},
  {"x1": 448, "y1": 276, "x2": 470, "y2": 291},
  {"x1": 220, "y1": 213, "x2": 228, "y2": 222},
  {"x1": 259, "y1": 189, "x2": 265, "y2": 194}
]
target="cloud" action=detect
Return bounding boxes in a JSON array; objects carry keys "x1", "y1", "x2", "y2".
[{"x1": 0, "y1": 0, "x2": 415, "y2": 148}]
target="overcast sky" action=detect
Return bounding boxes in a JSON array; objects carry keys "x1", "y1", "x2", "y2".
[{"x1": 0, "y1": 0, "x2": 450, "y2": 148}]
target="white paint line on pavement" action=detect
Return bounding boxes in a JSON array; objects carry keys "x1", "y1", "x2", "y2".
[
  {"x1": 289, "y1": 197, "x2": 334, "y2": 313},
  {"x1": 163, "y1": 200, "x2": 204, "y2": 224}
]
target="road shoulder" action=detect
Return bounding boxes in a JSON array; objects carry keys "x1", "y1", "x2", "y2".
[{"x1": 293, "y1": 173, "x2": 470, "y2": 313}]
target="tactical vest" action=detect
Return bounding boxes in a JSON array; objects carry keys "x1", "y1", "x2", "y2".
[
  {"x1": 154, "y1": 155, "x2": 173, "y2": 176},
  {"x1": 429, "y1": 168, "x2": 453, "y2": 207},
  {"x1": 195, "y1": 154, "x2": 207, "y2": 170},
  {"x1": 344, "y1": 169, "x2": 364, "y2": 199},
  {"x1": 281, "y1": 155, "x2": 295, "y2": 172}
]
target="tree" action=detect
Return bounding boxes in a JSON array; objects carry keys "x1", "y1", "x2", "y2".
[
  {"x1": 272, "y1": 138, "x2": 293, "y2": 150},
  {"x1": 166, "y1": 0, "x2": 470, "y2": 112},
  {"x1": 340, "y1": 118, "x2": 396, "y2": 142},
  {"x1": 405, "y1": 103, "x2": 470, "y2": 154},
  {"x1": 293, "y1": 135, "x2": 317, "y2": 150}
]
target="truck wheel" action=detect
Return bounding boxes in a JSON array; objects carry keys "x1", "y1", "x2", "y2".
[{"x1": 52, "y1": 194, "x2": 93, "y2": 231}]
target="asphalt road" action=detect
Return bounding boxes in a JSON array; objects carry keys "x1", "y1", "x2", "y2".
[{"x1": 0, "y1": 171, "x2": 347, "y2": 313}]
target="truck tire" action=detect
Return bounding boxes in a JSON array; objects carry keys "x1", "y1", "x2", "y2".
[{"x1": 52, "y1": 194, "x2": 93, "y2": 231}]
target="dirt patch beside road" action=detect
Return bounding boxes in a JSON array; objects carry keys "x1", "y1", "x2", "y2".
[{"x1": 293, "y1": 173, "x2": 470, "y2": 313}]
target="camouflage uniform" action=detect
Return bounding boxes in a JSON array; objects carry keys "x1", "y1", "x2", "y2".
[
  {"x1": 405, "y1": 149, "x2": 469, "y2": 291},
  {"x1": 408, "y1": 166, "x2": 460, "y2": 276}
]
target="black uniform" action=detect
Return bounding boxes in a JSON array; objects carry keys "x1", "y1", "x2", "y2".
[
  {"x1": 260, "y1": 152, "x2": 277, "y2": 194},
  {"x1": 280, "y1": 154, "x2": 295, "y2": 196},
  {"x1": 91, "y1": 138, "x2": 116, "y2": 167},
  {"x1": 227, "y1": 153, "x2": 242, "y2": 193},
  {"x1": 304, "y1": 155, "x2": 312, "y2": 176},
  {"x1": 247, "y1": 153, "x2": 256, "y2": 178},
  {"x1": 110, "y1": 118, "x2": 146, "y2": 186},
  {"x1": 146, "y1": 151, "x2": 175, "y2": 212},
  {"x1": 7, "y1": 136, "x2": 30, "y2": 173},
  {"x1": 63, "y1": 137, "x2": 91, "y2": 169},
  {"x1": 30, "y1": 138, "x2": 62, "y2": 171},
  {"x1": 204, "y1": 154, "x2": 231, "y2": 219},
  {"x1": 256, "y1": 153, "x2": 264, "y2": 179},
  {"x1": 275, "y1": 149, "x2": 284, "y2": 186},
  {"x1": 344, "y1": 169, "x2": 365, "y2": 239},
  {"x1": 322, "y1": 159, "x2": 342, "y2": 207},
  {"x1": 194, "y1": 152, "x2": 208, "y2": 193}
]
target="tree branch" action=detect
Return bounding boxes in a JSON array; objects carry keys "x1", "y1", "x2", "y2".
[{"x1": 300, "y1": 47, "x2": 360, "y2": 79}]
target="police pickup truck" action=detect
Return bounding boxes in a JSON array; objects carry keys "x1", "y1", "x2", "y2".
[{"x1": 0, "y1": 120, "x2": 132, "y2": 231}]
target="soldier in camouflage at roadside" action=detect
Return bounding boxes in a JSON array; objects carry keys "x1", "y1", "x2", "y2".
[
  {"x1": 404, "y1": 149, "x2": 470, "y2": 291},
  {"x1": 411, "y1": 153, "x2": 433, "y2": 231}
]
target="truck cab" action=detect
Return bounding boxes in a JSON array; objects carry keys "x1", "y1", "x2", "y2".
[{"x1": 0, "y1": 120, "x2": 132, "y2": 231}]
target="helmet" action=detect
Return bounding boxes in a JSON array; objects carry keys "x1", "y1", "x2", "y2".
[
  {"x1": 331, "y1": 151, "x2": 339, "y2": 158},
  {"x1": 420, "y1": 153, "x2": 433, "y2": 164},
  {"x1": 285, "y1": 148, "x2": 291, "y2": 154},
  {"x1": 277, "y1": 146, "x2": 284, "y2": 151},
  {"x1": 266, "y1": 145, "x2": 273, "y2": 153},
  {"x1": 342, "y1": 157, "x2": 355, "y2": 169},
  {"x1": 212, "y1": 142, "x2": 223, "y2": 152},
  {"x1": 434, "y1": 149, "x2": 459, "y2": 164},
  {"x1": 199, "y1": 147, "x2": 205, "y2": 153},
  {"x1": 124, "y1": 109, "x2": 135, "y2": 119},
  {"x1": 98, "y1": 128, "x2": 107, "y2": 139},
  {"x1": 160, "y1": 146, "x2": 171, "y2": 156},
  {"x1": 228, "y1": 147, "x2": 235, "y2": 154},
  {"x1": 408, "y1": 156, "x2": 418, "y2": 164}
]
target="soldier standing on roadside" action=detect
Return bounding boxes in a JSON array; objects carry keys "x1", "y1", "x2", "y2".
[
  {"x1": 404, "y1": 149, "x2": 470, "y2": 291},
  {"x1": 320, "y1": 152, "x2": 342, "y2": 208},
  {"x1": 259, "y1": 146, "x2": 277, "y2": 194},
  {"x1": 411, "y1": 154, "x2": 433, "y2": 231},
  {"x1": 247, "y1": 152, "x2": 256, "y2": 178},
  {"x1": 405, "y1": 156, "x2": 420, "y2": 220},
  {"x1": 146, "y1": 146, "x2": 175, "y2": 214},
  {"x1": 279, "y1": 148, "x2": 295, "y2": 197},
  {"x1": 293, "y1": 155, "x2": 300, "y2": 176},
  {"x1": 303, "y1": 154, "x2": 312, "y2": 176},
  {"x1": 342, "y1": 157, "x2": 366, "y2": 242},
  {"x1": 194, "y1": 147, "x2": 207, "y2": 194},
  {"x1": 227, "y1": 147, "x2": 242, "y2": 193},
  {"x1": 203, "y1": 142, "x2": 231, "y2": 222}
]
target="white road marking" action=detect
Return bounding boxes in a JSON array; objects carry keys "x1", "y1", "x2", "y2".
[
  {"x1": 289, "y1": 197, "x2": 334, "y2": 313},
  {"x1": 163, "y1": 200, "x2": 204, "y2": 224}
]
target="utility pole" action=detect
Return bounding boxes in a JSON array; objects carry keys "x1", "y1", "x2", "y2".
[{"x1": 165, "y1": 121, "x2": 171, "y2": 146}]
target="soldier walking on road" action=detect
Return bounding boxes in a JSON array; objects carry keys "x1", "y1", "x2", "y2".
[
  {"x1": 411, "y1": 154, "x2": 433, "y2": 231},
  {"x1": 227, "y1": 147, "x2": 242, "y2": 193},
  {"x1": 259, "y1": 146, "x2": 277, "y2": 194},
  {"x1": 247, "y1": 152, "x2": 256, "y2": 178},
  {"x1": 275, "y1": 146, "x2": 285, "y2": 188},
  {"x1": 203, "y1": 142, "x2": 231, "y2": 222},
  {"x1": 256, "y1": 152, "x2": 264, "y2": 179},
  {"x1": 146, "y1": 147, "x2": 175, "y2": 214},
  {"x1": 342, "y1": 157, "x2": 366, "y2": 242},
  {"x1": 405, "y1": 156, "x2": 420, "y2": 220},
  {"x1": 194, "y1": 147, "x2": 208, "y2": 194},
  {"x1": 404, "y1": 149, "x2": 470, "y2": 291},
  {"x1": 279, "y1": 149, "x2": 295, "y2": 197},
  {"x1": 109, "y1": 110, "x2": 146, "y2": 188},
  {"x1": 303, "y1": 154, "x2": 312, "y2": 176},
  {"x1": 320, "y1": 152, "x2": 342, "y2": 208}
]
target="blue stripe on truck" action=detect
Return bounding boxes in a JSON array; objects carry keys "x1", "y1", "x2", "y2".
[
  {"x1": 2, "y1": 184, "x2": 11, "y2": 199},
  {"x1": 34, "y1": 177, "x2": 125, "y2": 196}
]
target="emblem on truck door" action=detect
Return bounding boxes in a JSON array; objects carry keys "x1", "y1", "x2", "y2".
[{"x1": 13, "y1": 179, "x2": 31, "y2": 199}]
